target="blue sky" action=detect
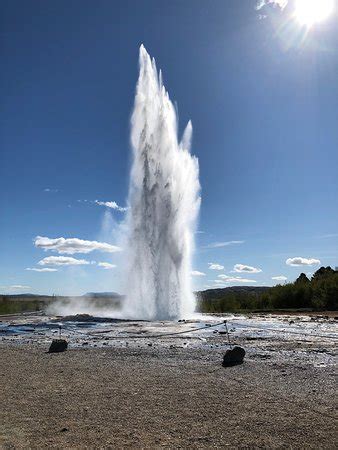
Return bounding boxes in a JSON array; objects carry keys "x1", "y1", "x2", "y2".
[{"x1": 1, "y1": 0, "x2": 337, "y2": 295}]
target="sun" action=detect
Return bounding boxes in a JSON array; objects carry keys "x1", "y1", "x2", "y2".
[{"x1": 294, "y1": 0, "x2": 334, "y2": 27}]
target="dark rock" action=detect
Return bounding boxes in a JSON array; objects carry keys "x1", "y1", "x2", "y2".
[
  {"x1": 56, "y1": 314, "x2": 135, "y2": 324},
  {"x1": 60, "y1": 427, "x2": 69, "y2": 432},
  {"x1": 222, "y1": 346, "x2": 245, "y2": 367},
  {"x1": 48, "y1": 339, "x2": 68, "y2": 353}
]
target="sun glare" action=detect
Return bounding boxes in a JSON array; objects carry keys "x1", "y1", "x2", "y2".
[{"x1": 294, "y1": 0, "x2": 334, "y2": 27}]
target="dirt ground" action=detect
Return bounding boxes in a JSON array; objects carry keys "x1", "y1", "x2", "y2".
[{"x1": 0, "y1": 343, "x2": 337, "y2": 449}]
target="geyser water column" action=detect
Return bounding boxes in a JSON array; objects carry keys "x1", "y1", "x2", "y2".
[{"x1": 124, "y1": 45, "x2": 201, "y2": 320}]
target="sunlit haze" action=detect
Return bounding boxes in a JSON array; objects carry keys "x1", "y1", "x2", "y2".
[{"x1": 294, "y1": 0, "x2": 335, "y2": 27}]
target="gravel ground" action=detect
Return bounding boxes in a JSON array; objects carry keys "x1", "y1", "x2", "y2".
[{"x1": 1, "y1": 342, "x2": 337, "y2": 449}]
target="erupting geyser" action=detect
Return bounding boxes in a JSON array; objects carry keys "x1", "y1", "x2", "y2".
[{"x1": 123, "y1": 45, "x2": 201, "y2": 320}]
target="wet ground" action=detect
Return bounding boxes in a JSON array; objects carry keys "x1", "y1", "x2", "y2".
[
  {"x1": 1, "y1": 311, "x2": 337, "y2": 448},
  {"x1": 1, "y1": 311, "x2": 337, "y2": 368}
]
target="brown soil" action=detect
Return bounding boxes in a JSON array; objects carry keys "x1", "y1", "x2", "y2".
[{"x1": 0, "y1": 344, "x2": 336, "y2": 449}]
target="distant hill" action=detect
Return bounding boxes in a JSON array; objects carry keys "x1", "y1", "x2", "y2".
[
  {"x1": 1, "y1": 292, "x2": 124, "y2": 300},
  {"x1": 1, "y1": 293, "x2": 48, "y2": 298},
  {"x1": 84, "y1": 292, "x2": 123, "y2": 298},
  {"x1": 196, "y1": 285, "x2": 272, "y2": 313},
  {"x1": 0, "y1": 292, "x2": 124, "y2": 315},
  {"x1": 197, "y1": 286, "x2": 269, "y2": 299}
]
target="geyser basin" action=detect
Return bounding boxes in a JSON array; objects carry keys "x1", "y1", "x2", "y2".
[
  {"x1": 124, "y1": 45, "x2": 201, "y2": 320},
  {"x1": 1, "y1": 313, "x2": 337, "y2": 368}
]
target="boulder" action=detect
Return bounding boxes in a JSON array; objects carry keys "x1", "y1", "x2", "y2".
[
  {"x1": 48, "y1": 339, "x2": 68, "y2": 353},
  {"x1": 222, "y1": 346, "x2": 245, "y2": 367}
]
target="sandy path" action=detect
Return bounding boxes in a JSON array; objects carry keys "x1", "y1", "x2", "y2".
[{"x1": 0, "y1": 344, "x2": 336, "y2": 449}]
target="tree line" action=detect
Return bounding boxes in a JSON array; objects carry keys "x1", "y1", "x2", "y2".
[{"x1": 197, "y1": 266, "x2": 338, "y2": 313}]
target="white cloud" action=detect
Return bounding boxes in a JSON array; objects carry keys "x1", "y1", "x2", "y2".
[
  {"x1": 272, "y1": 275, "x2": 287, "y2": 281},
  {"x1": 7, "y1": 285, "x2": 31, "y2": 290},
  {"x1": 208, "y1": 263, "x2": 224, "y2": 271},
  {"x1": 94, "y1": 200, "x2": 128, "y2": 212},
  {"x1": 97, "y1": 262, "x2": 117, "y2": 270},
  {"x1": 44, "y1": 188, "x2": 59, "y2": 193},
  {"x1": 205, "y1": 240, "x2": 244, "y2": 249},
  {"x1": 233, "y1": 264, "x2": 262, "y2": 274},
  {"x1": 256, "y1": 0, "x2": 288, "y2": 10},
  {"x1": 25, "y1": 267, "x2": 58, "y2": 272},
  {"x1": 217, "y1": 275, "x2": 257, "y2": 283},
  {"x1": 34, "y1": 236, "x2": 122, "y2": 255},
  {"x1": 191, "y1": 270, "x2": 206, "y2": 277},
  {"x1": 38, "y1": 256, "x2": 90, "y2": 266},
  {"x1": 286, "y1": 257, "x2": 321, "y2": 267}
]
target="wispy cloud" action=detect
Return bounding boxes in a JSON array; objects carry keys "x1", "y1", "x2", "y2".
[
  {"x1": 191, "y1": 270, "x2": 206, "y2": 277},
  {"x1": 94, "y1": 200, "x2": 128, "y2": 212},
  {"x1": 208, "y1": 263, "x2": 224, "y2": 271},
  {"x1": 0, "y1": 285, "x2": 31, "y2": 291},
  {"x1": 233, "y1": 264, "x2": 262, "y2": 274},
  {"x1": 44, "y1": 188, "x2": 59, "y2": 193},
  {"x1": 272, "y1": 275, "x2": 287, "y2": 281},
  {"x1": 217, "y1": 275, "x2": 257, "y2": 284},
  {"x1": 25, "y1": 267, "x2": 58, "y2": 272},
  {"x1": 317, "y1": 233, "x2": 338, "y2": 239},
  {"x1": 256, "y1": 0, "x2": 288, "y2": 10},
  {"x1": 97, "y1": 262, "x2": 117, "y2": 270},
  {"x1": 77, "y1": 199, "x2": 128, "y2": 212},
  {"x1": 38, "y1": 256, "x2": 91, "y2": 266},
  {"x1": 34, "y1": 236, "x2": 122, "y2": 255},
  {"x1": 205, "y1": 240, "x2": 244, "y2": 249},
  {"x1": 286, "y1": 257, "x2": 321, "y2": 267}
]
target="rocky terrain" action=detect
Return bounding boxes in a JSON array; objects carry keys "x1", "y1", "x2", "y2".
[{"x1": 0, "y1": 312, "x2": 337, "y2": 448}]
